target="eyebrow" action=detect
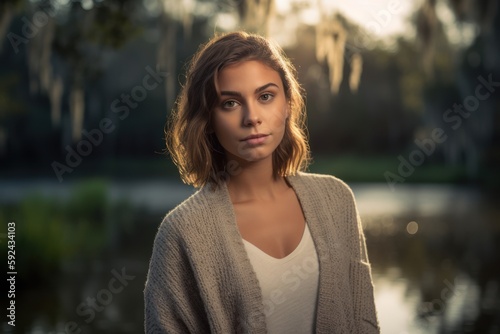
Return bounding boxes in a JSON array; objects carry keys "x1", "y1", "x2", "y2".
[{"x1": 220, "y1": 83, "x2": 279, "y2": 97}]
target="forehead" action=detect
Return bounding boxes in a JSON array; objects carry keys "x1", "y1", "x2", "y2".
[{"x1": 216, "y1": 60, "x2": 283, "y2": 92}]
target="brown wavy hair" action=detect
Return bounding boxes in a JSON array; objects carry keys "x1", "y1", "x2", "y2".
[{"x1": 166, "y1": 31, "x2": 310, "y2": 188}]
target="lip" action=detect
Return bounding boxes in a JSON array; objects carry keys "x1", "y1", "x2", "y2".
[
  {"x1": 241, "y1": 133, "x2": 269, "y2": 141},
  {"x1": 241, "y1": 133, "x2": 269, "y2": 145}
]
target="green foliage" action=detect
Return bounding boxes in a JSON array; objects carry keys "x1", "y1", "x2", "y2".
[
  {"x1": 85, "y1": 6, "x2": 143, "y2": 49},
  {"x1": 0, "y1": 72, "x2": 24, "y2": 120},
  {"x1": 63, "y1": 179, "x2": 109, "y2": 260},
  {"x1": 66, "y1": 179, "x2": 108, "y2": 225},
  {"x1": 0, "y1": 179, "x2": 134, "y2": 283},
  {"x1": 0, "y1": 195, "x2": 66, "y2": 281},
  {"x1": 310, "y1": 154, "x2": 468, "y2": 183}
]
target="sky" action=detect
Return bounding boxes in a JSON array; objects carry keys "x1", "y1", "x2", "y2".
[
  {"x1": 275, "y1": 0, "x2": 418, "y2": 38},
  {"x1": 266, "y1": 0, "x2": 421, "y2": 48},
  {"x1": 271, "y1": 0, "x2": 476, "y2": 48}
]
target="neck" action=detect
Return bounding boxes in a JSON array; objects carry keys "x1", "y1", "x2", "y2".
[{"x1": 225, "y1": 156, "x2": 289, "y2": 203}]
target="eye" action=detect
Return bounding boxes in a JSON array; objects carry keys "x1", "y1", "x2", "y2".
[
  {"x1": 260, "y1": 93, "x2": 274, "y2": 102},
  {"x1": 222, "y1": 100, "x2": 239, "y2": 109}
]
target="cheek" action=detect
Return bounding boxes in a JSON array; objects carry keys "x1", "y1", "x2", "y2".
[
  {"x1": 213, "y1": 115, "x2": 240, "y2": 152},
  {"x1": 213, "y1": 115, "x2": 233, "y2": 138},
  {"x1": 269, "y1": 107, "x2": 288, "y2": 130}
]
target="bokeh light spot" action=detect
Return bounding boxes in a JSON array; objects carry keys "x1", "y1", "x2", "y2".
[
  {"x1": 81, "y1": 0, "x2": 94, "y2": 11},
  {"x1": 406, "y1": 221, "x2": 418, "y2": 235}
]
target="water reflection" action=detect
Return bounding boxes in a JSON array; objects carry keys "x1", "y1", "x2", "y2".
[
  {"x1": 355, "y1": 184, "x2": 500, "y2": 334},
  {"x1": 0, "y1": 181, "x2": 498, "y2": 333}
]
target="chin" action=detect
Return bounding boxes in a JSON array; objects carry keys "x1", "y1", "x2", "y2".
[{"x1": 234, "y1": 151, "x2": 272, "y2": 164}]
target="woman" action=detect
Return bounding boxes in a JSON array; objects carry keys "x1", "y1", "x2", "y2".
[{"x1": 144, "y1": 31, "x2": 379, "y2": 333}]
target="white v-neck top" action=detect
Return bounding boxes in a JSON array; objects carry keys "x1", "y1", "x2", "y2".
[{"x1": 242, "y1": 223, "x2": 319, "y2": 333}]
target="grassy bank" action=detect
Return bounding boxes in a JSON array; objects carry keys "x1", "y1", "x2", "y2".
[
  {"x1": 308, "y1": 154, "x2": 470, "y2": 183},
  {"x1": 1, "y1": 154, "x2": 497, "y2": 186}
]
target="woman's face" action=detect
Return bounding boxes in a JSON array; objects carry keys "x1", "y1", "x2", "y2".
[{"x1": 212, "y1": 60, "x2": 288, "y2": 165}]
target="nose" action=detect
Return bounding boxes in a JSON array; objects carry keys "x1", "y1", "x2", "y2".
[{"x1": 242, "y1": 101, "x2": 261, "y2": 127}]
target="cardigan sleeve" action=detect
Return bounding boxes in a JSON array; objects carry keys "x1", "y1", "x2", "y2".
[
  {"x1": 323, "y1": 175, "x2": 380, "y2": 332},
  {"x1": 356, "y1": 210, "x2": 370, "y2": 264},
  {"x1": 337, "y1": 178, "x2": 371, "y2": 263},
  {"x1": 344, "y1": 183, "x2": 381, "y2": 333},
  {"x1": 144, "y1": 218, "x2": 209, "y2": 334}
]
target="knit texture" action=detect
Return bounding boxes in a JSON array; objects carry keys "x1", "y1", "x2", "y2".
[{"x1": 144, "y1": 172, "x2": 380, "y2": 333}]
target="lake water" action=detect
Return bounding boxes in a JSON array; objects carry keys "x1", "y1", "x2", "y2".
[{"x1": 1, "y1": 180, "x2": 498, "y2": 333}]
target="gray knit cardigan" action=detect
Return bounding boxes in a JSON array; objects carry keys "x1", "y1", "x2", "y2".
[{"x1": 144, "y1": 172, "x2": 380, "y2": 333}]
